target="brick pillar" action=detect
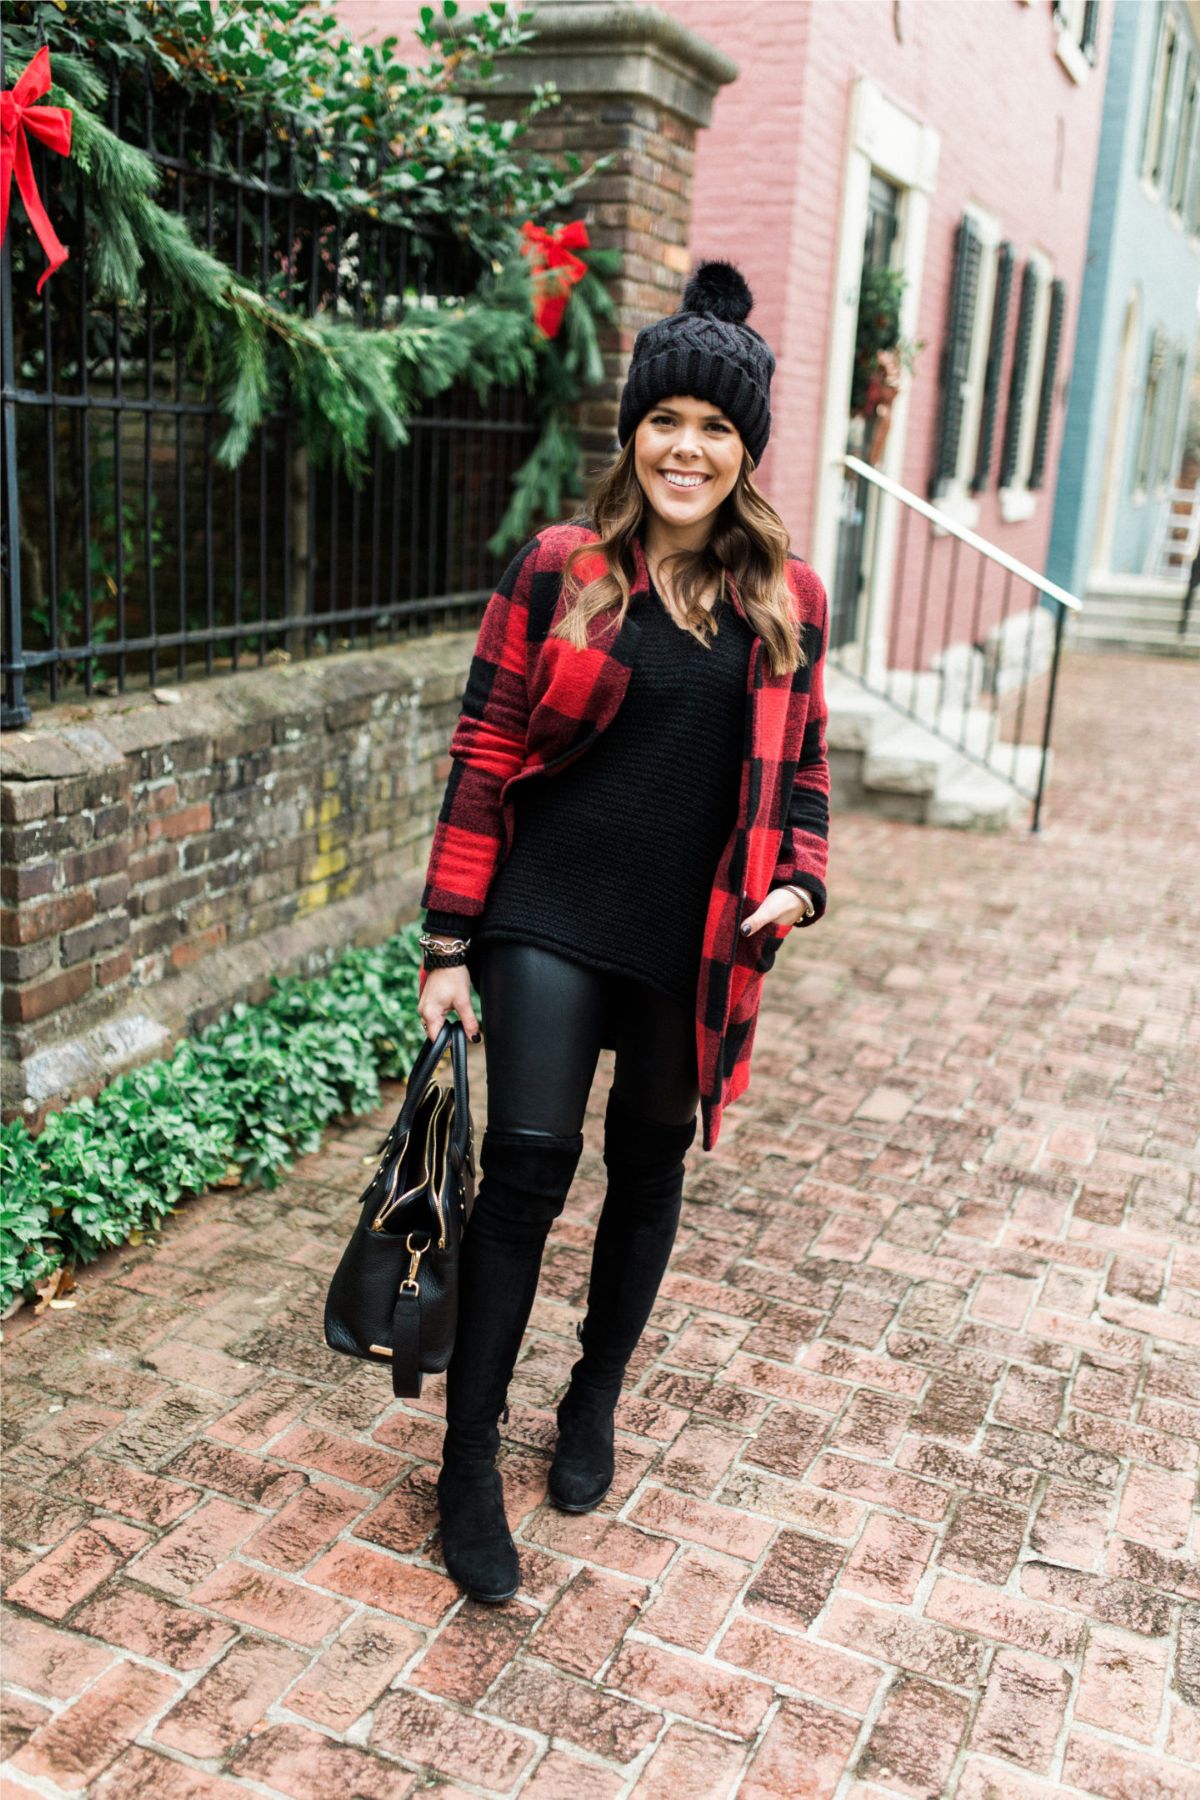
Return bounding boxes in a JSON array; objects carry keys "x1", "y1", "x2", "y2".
[{"x1": 470, "y1": 1, "x2": 736, "y2": 479}]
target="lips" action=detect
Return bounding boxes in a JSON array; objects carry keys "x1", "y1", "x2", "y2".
[{"x1": 658, "y1": 470, "x2": 711, "y2": 490}]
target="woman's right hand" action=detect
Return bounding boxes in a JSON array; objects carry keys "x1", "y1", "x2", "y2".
[{"x1": 417, "y1": 963, "x2": 482, "y2": 1044}]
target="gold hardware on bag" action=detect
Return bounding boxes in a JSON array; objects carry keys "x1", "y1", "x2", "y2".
[
  {"x1": 369, "y1": 1344, "x2": 393, "y2": 1358},
  {"x1": 399, "y1": 1231, "x2": 430, "y2": 1294}
]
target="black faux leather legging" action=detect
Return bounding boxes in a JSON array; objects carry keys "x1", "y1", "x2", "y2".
[
  {"x1": 441, "y1": 940, "x2": 699, "y2": 1463},
  {"x1": 478, "y1": 940, "x2": 701, "y2": 1133}
]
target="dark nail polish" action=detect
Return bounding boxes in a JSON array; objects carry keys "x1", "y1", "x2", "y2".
[
  {"x1": 740, "y1": 922, "x2": 752, "y2": 935},
  {"x1": 471, "y1": 1031, "x2": 482, "y2": 1043}
]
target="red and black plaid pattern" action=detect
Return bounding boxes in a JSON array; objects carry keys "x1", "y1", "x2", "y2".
[{"x1": 420, "y1": 523, "x2": 830, "y2": 1151}]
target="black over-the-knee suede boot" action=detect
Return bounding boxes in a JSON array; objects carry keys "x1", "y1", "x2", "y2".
[
  {"x1": 437, "y1": 1125, "x2": 583, "y2": 1602},
  {"x1": 548, "y1": 1092, "x2": 697, "y2": 1512}
]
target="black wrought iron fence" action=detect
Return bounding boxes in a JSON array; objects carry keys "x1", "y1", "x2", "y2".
[{"x1": 1, "y1": 55, "x2": 537, "y2": 727}]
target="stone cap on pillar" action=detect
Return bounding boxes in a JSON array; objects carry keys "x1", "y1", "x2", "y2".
[{"x1": 450, "y1": 1, "x2": 738, "y2": 127}]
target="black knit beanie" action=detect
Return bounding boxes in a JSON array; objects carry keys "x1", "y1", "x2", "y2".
[{"x1": 617, "y1": 260, "x2": 775, "y2": 466}]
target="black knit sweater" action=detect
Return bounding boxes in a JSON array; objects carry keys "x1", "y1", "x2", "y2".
[{"x1": 426, "y1": 573, "x2": 754, "y2": 1005}]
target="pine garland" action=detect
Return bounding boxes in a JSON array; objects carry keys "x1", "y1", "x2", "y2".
[{"x1": 6, "y1": 21, "x2": 618, "y2": 545}]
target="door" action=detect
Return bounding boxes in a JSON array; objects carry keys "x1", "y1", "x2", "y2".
[{"x1": 830, "y1": 174, "x2": 901, "y2": 653}]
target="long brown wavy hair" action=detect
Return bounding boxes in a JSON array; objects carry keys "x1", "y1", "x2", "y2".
[{"x1": 552, "y1": 436, "x2": 807, "y2": 677}]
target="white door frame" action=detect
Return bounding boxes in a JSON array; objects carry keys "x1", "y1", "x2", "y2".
[
  {"x1": 1092, "y1": 286, "x2": 1141, "y2": 578},
  {"x1": 811, "y1": 79, "x2": 940, "y2": 684}
]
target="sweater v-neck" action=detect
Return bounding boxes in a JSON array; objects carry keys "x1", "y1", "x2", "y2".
[{"x1": 646, "y1": 569, "x2": 724, "y2": 633}]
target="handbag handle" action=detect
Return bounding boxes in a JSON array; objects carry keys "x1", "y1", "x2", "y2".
[{"x1": 407, "y1": 1016, "x2": 472, "y2": 1178}]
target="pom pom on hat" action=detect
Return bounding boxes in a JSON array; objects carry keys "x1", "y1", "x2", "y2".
[{"x1": 680, "y1": 260, "x2": 754, "y2": 326}]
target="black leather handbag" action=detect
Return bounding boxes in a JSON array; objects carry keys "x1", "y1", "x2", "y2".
[{"x1": 323, "y1": 1018, "x2": 475, "y2": 1397}]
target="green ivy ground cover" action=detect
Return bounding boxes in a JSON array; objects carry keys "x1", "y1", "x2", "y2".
[{"x1": 0, "y1": 925, "x2": 435, "y2": 1317}]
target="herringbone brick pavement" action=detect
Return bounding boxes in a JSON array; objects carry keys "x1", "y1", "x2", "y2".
[{"x1": 2, "y1": 650, "x2": 1197, "y2": 1799}]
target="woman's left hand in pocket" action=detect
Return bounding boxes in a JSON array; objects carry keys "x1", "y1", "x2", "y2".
[{"x1": 740, "y1": 885, "x2": 813, "y2": 938}]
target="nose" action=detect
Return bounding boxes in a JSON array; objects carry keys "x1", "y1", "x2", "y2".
[{"x1": 671, "y1": 425, "x2": 706, "y2": 458}]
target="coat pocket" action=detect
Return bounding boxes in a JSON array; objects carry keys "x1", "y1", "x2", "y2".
[{"x1": 752, "y1": 919, "x2": 791, "y2": 975}]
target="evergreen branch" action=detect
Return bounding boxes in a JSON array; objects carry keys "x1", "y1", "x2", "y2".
[{"x1": 13, "y1": 7, "x2": 621, "y2": 538}]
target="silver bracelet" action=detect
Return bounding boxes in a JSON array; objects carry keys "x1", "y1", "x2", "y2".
[
  {"x1": 419, "y1": 931, "x2": 472, "y2": 953},
  {"x1": 784, "y1": 884, "x2": 815, "y2": 919}
]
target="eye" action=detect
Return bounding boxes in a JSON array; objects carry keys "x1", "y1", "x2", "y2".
[{"x1": 651, "y1": 414, "x2": 729, "y2": 430}]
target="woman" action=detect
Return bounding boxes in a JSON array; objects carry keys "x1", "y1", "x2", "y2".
[{"x1": 416, "y1": 261, "x2": 830, "y2": 1603}]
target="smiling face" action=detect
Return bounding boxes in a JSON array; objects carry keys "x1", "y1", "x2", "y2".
[{"x1": 633, "y1": 396, "x2": 744, "y2": 538}]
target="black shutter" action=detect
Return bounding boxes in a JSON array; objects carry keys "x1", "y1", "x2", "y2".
[
  {"x1": 931, "y1": 216, "x2": 983, "y2": 493},
  {"x1": 999, "y1": 260, "x2": 1038, "y2": 490},
  {"x1": 1029, "y1": 280, "x2": 1066, "y2": 491},
  {"x1": 971, "y1": 242, "x2": 1014, "y2": 493},
  {"x1": 1082, "y1": 0, "x2": 1099, "y2": 63}
]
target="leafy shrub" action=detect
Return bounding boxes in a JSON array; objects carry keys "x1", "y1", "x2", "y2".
[
  {"x1": 0, "y1": 924, "x2": 432, "y2": 1315},
  {"x1": 0, "y1": 1124, "x2": 63, "y2": 1307}
]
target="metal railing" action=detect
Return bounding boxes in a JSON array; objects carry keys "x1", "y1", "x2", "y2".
[
  {"x1": 1, "y1": 59, "x2": 537, "y2": 727},
  {"x1": 834, "y1": 454, "x2": 1082, "y2": 832}
]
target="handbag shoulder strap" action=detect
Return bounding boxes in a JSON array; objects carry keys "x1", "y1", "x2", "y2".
[{"x1": 391, "y1": 1286, "x2": 423, "y2": 1398}]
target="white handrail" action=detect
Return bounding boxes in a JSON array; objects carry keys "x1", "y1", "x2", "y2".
[{"x1": 842, "y1": 454, "x2": 1083, "y2": 613}]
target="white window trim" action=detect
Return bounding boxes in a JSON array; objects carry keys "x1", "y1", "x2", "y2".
[
  {"x1": 1054, "y1": 0, "x2": 1092, "y2": 85},
  {"x1": 1093, "y1": 287, "x2": 1141, "y2": 574},
  {"x1": 1141, "y1": 10, "x2": 1179, "y2": 191},
  {"x1": 1154, "y1": 346, "x2": 1187, "y2": 492},
  {"x1": 937, "y1": 206, "x2": 1003, "y2": 531},
  {"x1": 1169, "y1": 56, "x2": 1198, "y2": 216},
  {"x1": 999, "y1": 249, "x2": 1054, "y2": 524},
  {"x1": 1056, "y1": 29, "x2": 1091, "y2": 84},
  {"x1": 1132, "y1": 329, "x2": 1167, "y2": 504}
]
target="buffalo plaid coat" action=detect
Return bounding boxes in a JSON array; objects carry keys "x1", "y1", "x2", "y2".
[{"x1": 419, "y1": 522, "x2": 830, "y2": 1152}]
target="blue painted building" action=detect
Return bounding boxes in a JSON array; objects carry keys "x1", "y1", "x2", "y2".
[{"x1": 1047, "y1": 0, "x2": 1200, "y2": 600}]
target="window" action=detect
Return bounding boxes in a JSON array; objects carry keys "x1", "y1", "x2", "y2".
[
  {"x1": 1141, "y1": 8, "x2": 1179, "y2": 187},
  {"x1": 998, "y1": 252, "x2": 1058, "y2": 519},
  {"x1": 1134, "y1": 330, "x2": 1168, "y2": 492},
  {"x1": 931, "y1": 215, "x2": 983, "y2": 495},
  {"x1": 1029, "y1": 279, "x2": 1067, "y2": 489},
  {"x1": 1155, "y1": 345, "x2": 1187, "y2": 488},
  {"x1": 973, "y1": 244, "x2": 1015, "y2": 492},
  {"x1": 1170, "y1": 55, "x2": 1198, "y2": 216},
  {"x1": 931, "y1": 210, "x2": 1012, "y2": 521},
  {"x1": 1053, "y1": 0, "x2": 1099, "y2": 80}
]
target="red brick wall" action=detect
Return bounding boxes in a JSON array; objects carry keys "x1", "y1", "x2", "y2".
[{"x1": 0, "y1": 640, "x2": 471, "y2": 1126}]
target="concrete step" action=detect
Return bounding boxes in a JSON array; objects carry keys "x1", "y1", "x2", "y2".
[
  {"x1": 1085, "y1": 574, "x2": 1191, "y2": 601},
  {"x1": 1068, "y1": 624, "x2": 1200, "y2": 658},
  {"x1": 823, "y1": 675, "x2": 894, "y2": 752},
  {"x1": 862, "y1": 716, "x2": 953, "y2": 794},
  {"x1": 826, "y1": 668, "x2": 1038, "y2": 831},
  {"x1": 1077, "y1": 597, "x2": 1196, "y2": 626},
  {"x1": 927, "y1": 760, "x2": 1025, "y2": 830},
  {"x1": 859, "y1": 708, "x2": 1044, "y2": 795}
]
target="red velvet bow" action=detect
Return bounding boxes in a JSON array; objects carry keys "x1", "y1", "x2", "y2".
[
  {"x1": 1, "y1": 47, "x2": 73, "y2": 293},
  {"x1": 519, "y1": 219, "x2": 590, "y2": 339}
]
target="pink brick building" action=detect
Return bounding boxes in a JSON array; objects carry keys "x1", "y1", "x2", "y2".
[{"x1": 658, "y1": 0, "x2": 1110, "y2": 667}]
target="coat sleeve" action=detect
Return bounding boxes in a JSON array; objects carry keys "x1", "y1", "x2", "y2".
[
  {"x1": 769, "y1": 571, "x2": 830, "y2": 927},
  {"x1": 419, "y1": 535, "x2": 540, "y2": 923}
]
